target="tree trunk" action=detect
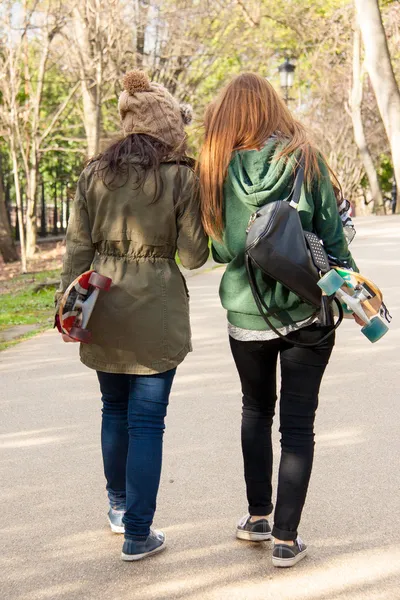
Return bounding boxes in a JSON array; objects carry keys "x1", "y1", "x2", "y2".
[
  {"x1": 81, "y1": 80, "x2": 100, "y2": 157},
  {"x1": 53, "y1": 179, "x2": 58, "y2": 235},
  {"x1": 40, "y1": 179, "x2": 47, "y2": 237},
  {"x1": 0, "y1": 161, "x2": 18, "y2": 263},
  {"x1": 10, "y1": 140, "x2": 27, "y2": 273},
  {"x1": 66, "y1": 185, "x2": 70, "y2": 225},
  {"x1": 5, "y1": 182, "x2": 12, "y2": 227},
  {"x1": 135, "y1": 0, "x2": 149, "y2": 68},
  {"x1": 355, "y1": 0, "x2": 400, "y2": 211},
  {"x1": 350, "y1": 24, "x2": 385, "y2": 214},
  {"x1": 25, "y1": 159, "x2": 38, "y2": 258},
  {"x1": 24, "y1": 28, "x2": 51, "y2": 258},
  {"x1": 73, "y1": 5, "x2": 102, "y2": 157}
]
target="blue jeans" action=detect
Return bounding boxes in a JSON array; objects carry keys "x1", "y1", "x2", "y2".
[{"x1": 97, "y1": 369, "x2": 176, "y2": 540}]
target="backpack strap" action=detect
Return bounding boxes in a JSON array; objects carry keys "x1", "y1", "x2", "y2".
[
  {"x1": 245, "y1": 250, "x2": 342, "y2": 349},
  {"x1": 288, "y1": 159, "x2": 305, "y2": 208}
]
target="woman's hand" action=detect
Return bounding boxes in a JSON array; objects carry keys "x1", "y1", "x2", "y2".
[
  {"x1": 353, "y1": 314, "x2": 365, "y2": 327},
  {"x1": 61, "y1": 333, "x2": 79, "y2": 343}
]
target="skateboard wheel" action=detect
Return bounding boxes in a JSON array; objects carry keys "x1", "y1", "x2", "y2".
[
  {"x1": 88, "y1": 272, "x2": 112, "y2": 291},
  {"x1": 69, "y1": 326, "x2": 92, "y2": 344},
  {"x1": 361, "y1": 317, "x2": 388, "y2": 343},
  {"x1": 318, "y1": 270, "x2": 345, "y2": 296}
]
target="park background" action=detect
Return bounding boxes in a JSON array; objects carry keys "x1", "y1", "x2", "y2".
[
  {"x1": 1, "y1": 3, "x2": 400, "y2": 599},
  {"x1": 0, "y1": 0, "x2": 400, "y2": 347}
]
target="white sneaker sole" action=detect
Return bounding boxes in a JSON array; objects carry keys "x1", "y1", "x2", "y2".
[
  {"x1": 272, "y1": 547, "x2": 308, "y2": 568},
  {"x1": 121, "y1": 540, "x2": 166, "y2": 562},
  {"x1": 236, "y1": 529, "x2": 272, "y2": 542},
  {"x1": 108, "y1": 519, "x2": 125, "y2": 534}
]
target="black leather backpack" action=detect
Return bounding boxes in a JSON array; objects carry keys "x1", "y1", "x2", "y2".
[{"x1": 245, "y1": 160, "x2": 343, "y2": 347}]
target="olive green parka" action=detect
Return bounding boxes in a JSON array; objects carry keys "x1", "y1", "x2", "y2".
[{"x1": 56, "y1": 158, "x2": 209, "y2": 375}]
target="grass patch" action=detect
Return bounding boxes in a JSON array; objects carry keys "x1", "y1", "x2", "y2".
[
  {"x1": 0, "y1": 268, "x2": 61, "y2": 295},
  {"x1": 0, "y1": 269, "x2": 60, "y2": 341},
  {"x1": 0, "y1": 287, "x2": 56, "y2": 331}
]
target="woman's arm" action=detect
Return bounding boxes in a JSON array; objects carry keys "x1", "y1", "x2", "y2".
[
  {"x1": 176, "y1": 168, "x2": 209, "y2": 270},
  {"x1": 313, "y1": 159, "x2": 358, "y2": 272},
  {"x1": 55, "y1": 171, "x2": 95, "y2": 307}
]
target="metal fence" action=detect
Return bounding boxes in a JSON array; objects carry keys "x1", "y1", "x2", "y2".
[{"x1": 4, "y1": 181, "x2": 71, "y2": 240}]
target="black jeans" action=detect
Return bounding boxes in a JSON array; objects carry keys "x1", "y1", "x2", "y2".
[{"x1": 229, "y1": 324, "x2": 335, "y2": 541}]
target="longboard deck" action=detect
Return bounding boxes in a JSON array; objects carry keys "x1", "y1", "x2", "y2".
[
  {"x1": 59, "y1": 270, "x2": 95, "y2": 334},
  {"x1": 58, "y1": 270, "x2": 112, "y2": 341}
]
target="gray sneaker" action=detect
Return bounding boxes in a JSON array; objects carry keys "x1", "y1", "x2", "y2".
[
  {"x1": 272, "y1": 536, "x2": 308, "y2": 567},
  {"x1": 121, "y1": 529, "x2": 166, "y2": 562},
  {"x1": 108, "y1": 508, "x2": 125, "y2": 534},
  {"x1": 236, "y1": 514, "x2": 272, "y2": 541}
]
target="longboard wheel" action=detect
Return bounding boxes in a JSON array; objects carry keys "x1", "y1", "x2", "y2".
[
  {"x1": 69, "y1": 326, "x2": 92, "y2": 344},
  {"x1": 361, "y1": 317, "x2": 388, "y2": 343},
  {"x1": 318, "y1": 270, "x2": 345, "y2": 296},
  {"x1": 88, "y1": 272, "x2": 112, "y2": 291}
]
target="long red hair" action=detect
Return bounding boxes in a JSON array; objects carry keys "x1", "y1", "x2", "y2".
[{"x1": 199, "y1": 72, "x2": 322, "y2": 239}]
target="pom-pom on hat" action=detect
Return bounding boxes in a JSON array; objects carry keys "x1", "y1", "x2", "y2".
[
  {"x1": 123, "y1": 70, "x2": 151, "y2": 94},
  {"x1": 118, "y1": 70, "x2": 192, "y2": 148}
]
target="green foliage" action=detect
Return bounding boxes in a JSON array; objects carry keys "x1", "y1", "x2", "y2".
[
  {"x1": 38, "y1": 63, "x2": 86, "y2": 192},
  {"x1": 377, "y1": 154, "x2": 394, "y2": 194},
  {"x1": 362, "y1": 155, "x2": 395, "y2": 195},
  {"x1": 1, "y1": 0, "x2": 399, "y2": 214}
]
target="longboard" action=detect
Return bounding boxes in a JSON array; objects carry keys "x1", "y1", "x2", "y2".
[
  {"x1": 318, "y1": 267, "x2": 391, "y2": 343},
  {"x1": 58, "y1": 270, "x2": 112, "y2": 343}
]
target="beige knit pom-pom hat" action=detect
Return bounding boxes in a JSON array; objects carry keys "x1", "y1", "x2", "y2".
[{"x1": 118, "y1": 70, "x2": 192, "y2": 148}]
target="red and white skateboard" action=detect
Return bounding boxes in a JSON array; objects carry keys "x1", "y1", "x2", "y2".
[{"x1": 58, "y1": 270, "x2": 112, "y2": 343}]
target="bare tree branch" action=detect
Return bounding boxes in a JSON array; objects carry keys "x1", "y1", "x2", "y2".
[{"x1": 39, "y1": 82, "x2": 80, "y2": 145}]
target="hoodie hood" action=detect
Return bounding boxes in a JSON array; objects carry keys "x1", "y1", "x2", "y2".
[{"x1": 226, "y1": 140, "x2": 300, "y2": 210}]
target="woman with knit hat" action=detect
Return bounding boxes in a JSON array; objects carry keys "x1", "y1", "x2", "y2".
[{"x1": 55, "y1": 71, "x2": 209, "y2": 561}]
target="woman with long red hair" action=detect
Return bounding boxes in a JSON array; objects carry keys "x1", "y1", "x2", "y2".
[{"x1": 199, "y1": 73, "x2": 357, "y2": 567}]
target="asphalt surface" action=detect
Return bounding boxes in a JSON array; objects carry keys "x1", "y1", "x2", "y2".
[{"x1": 1, "y1": 216, "x2": 400, "y2": 600}]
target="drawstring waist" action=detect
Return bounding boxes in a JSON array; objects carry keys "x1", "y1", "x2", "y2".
[{"x1": 96, "y1": 252, "x2": 175, "y2": 263}]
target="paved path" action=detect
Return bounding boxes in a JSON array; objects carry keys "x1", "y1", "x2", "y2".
[
  {"x1": 0, "y1": 324, "x2": 43, "y2": 344},
  {"x1": 1, "y1": 217, "x2": 400, "y2": 600}
]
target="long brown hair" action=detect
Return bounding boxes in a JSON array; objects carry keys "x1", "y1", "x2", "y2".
[
  {"x1": 93, "y1": 134, "x2": 190, "y2": 202},
  {"x1": 199, "y1": 73, "x2": 322, "y2": 239}
]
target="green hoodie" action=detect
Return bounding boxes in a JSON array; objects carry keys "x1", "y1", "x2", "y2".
[{"x1": 212, "y1": 142, "x2": 358, "y2": 331}]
